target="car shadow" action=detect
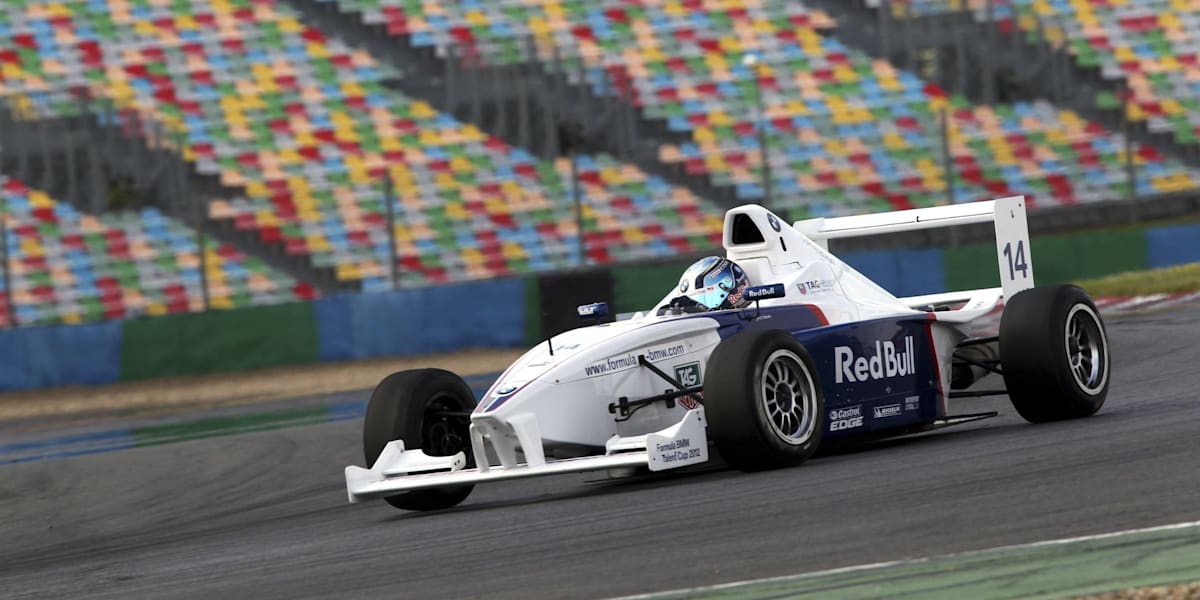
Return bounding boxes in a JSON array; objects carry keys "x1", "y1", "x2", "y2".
[{"x1": 372, "y1": 411, "x2": 1120, "y2": 521}]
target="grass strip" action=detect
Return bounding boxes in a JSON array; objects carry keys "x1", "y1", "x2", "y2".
[{"x1": 1075, "y1": 263, "x2": 1200, "y2": 297}]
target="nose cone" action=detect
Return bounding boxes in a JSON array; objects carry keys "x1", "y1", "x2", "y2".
[
  {"x1": 474, "y1": 314, "x2": 720, "y2": 415},
  {"x1": 475, "y1": 318, "x2": 649, "y2": 413}
]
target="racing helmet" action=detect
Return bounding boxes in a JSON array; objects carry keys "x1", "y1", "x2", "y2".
[{"x1": 677, "y1": 256, "x2": 751, "y2": 311}]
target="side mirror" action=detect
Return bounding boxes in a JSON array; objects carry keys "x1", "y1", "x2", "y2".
[
  {"x1": 745, "y1": 284, "x2": 786, "y2": 301},
  {"x1": 577, "y1": 302, "x2": 610, "y2": 320}
]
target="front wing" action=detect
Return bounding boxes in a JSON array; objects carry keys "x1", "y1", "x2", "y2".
[{"x1": 345, "y1": 409, "x2": 708, "y2": 502}]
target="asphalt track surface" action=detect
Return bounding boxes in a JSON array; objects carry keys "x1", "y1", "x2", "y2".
[{"x1": 2, "y1": 306, "x2": 1199, "y2": 599}]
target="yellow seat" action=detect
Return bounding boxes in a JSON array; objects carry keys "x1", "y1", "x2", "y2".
[
  {"x1": 501, "y1": 242, "x2": 527, "y2": 260},
  {"x1": 210, "y1": 296, "x2": 235, "y2": 311},
  {"x1": 461, "y1": 247, "x2": 484, "y2": 265},
  {"x1": 445, "y1": 202, "x2": 470, "y2": 220},
  {"x1": 335, "y1": 263, "x2": 362, "y2": 282}
]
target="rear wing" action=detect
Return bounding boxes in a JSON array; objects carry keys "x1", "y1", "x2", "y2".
[{"x1": 793, "y1": 196, "x2": 1034, "y2": 300}]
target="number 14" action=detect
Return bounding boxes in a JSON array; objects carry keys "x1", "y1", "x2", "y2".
[{"x1": 1003, "y1": 240, "x2": 1029, "y2": 280}]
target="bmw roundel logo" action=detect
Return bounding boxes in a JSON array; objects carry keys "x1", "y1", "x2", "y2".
[
  {"x1": 680, "y1": 280, "x2": 689, "y2": 293},
  {"x1": 767, "y1": 213, "x2": 781, "y2": 232},
  {"x1": 496, "y1": 385, "x2": 518, "y2": 396}
]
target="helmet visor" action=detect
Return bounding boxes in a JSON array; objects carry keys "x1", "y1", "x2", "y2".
[
  {"x1": 679, "y1": 257, "x2": 742, "y2": 310},
  {"x1": 687, "y1": 284, "x2": 733, "y2": 310}
]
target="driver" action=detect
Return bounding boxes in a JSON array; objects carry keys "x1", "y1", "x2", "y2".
[{"x1": 661, "y1": 256, "x2": 751, "y2": 314}]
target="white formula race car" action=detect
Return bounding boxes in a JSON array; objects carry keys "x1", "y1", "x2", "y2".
[{"x1": 346, "y1": 198, "x2": 1111, "y2": 511}]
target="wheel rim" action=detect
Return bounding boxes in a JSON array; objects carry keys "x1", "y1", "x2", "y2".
[
  {"x1": 423, "y1": 392, "x2": 469, "y2": 456},
  {"x1": 760, "y1": 349, "x2": 818, "y2": 445},
  {"x1": 1064, "y1": 304, "x2": 1108, "y2": 395}
]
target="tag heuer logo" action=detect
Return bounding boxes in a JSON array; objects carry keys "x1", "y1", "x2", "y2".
[
  {"x1": 674, "y1": 362, "x2": 701, "y2": 387},
  {"x1": 676, "y1": 360, "x2": 700, "y2": 408},
  {"x1": 674, "y1": 362, "x2": 702, "y2": 410}
]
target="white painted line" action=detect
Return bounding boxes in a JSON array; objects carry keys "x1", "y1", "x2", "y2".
[
  {"x1": 1154, "y1": 291, "x2": 1200, "y2": 310},
  {"x1": 1092, "y1": 296, "x2": 1132, "y2": 310},
  {"x1": 1106, "y1": 293, "x2": 1168, "y2": 313},
  {"x1": 610, "y1": 520, "x2": 1200, "y2": 600}
]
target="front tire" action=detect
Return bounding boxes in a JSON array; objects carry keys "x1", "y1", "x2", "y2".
[
  {"x1": 704, "y1": 329, "x2": 824, "y2": 471},
  {"x1": 1000, "y1": 284, "x2": 1110, "y2": 422},
  {"x1": 363, "y1": 369, "x2": 476, "y2": 511}
]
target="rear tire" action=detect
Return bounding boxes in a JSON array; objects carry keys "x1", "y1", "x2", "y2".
[
  {"x1": 1000, "y1": 285, "x2": 1110, "y2": 422},
  {"x1": 363, "y1": 369, "x2": 476, "y2": 511},
  {"x1": 704, "y1": 329, "x2": 824, "y2": 471}
]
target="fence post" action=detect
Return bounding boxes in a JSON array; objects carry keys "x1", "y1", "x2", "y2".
[
  {"x1": 546, "y1": 45, "x2": 563, "y2": 159},
  {"x1": 445, "y1": 43, "x2": 458, "y2": 119},
  {"x1": 38, "y1": 117, "x2": 51, "y2": 193},
  {"x1": 879, "y1": 0, "x2": 891, "y2": 59},
  {"x1": 383, "y1": 171, "x2": 400, "y2": 289},
  {"x1": 744, "y1": 55, "x2": 772, "y2": 209},
  {"x1": 1120, "y1": 82, "x2": 1139, "y2": 223},
  {"x1": 940, "y1": 108, "x2": 961, "y2": 246},
  {"x1": 0, "y1": 173, "x2": 13, "y2": 328},
  {"x1": 940, "y1": 107, "x2": 956, "y2": 206},
  {"x1": 984, "y1": 0, "x2": 996, "y2": 104},
  {"x1": 470, "y1": 47, "x2": 483, "y2": 125},
  {"x1": 15, "y1": 101, "x2": 29, "y2": 183},
  {"x1": 518, "y1": 37, "x2": 533, "y2": 151},
  {"x1": 570, "y1": 148, "x2": 585, "y2": 267},
  {"x1": 179, "y1": 130, "x2": 209, "y2": 312},
  {"x1": 492, "y1": 63, "x2": 507, "y2": 140}
]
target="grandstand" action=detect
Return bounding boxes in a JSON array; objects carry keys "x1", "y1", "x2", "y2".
[
  {"x1": 863, "y1": 0, "x2": 1200, "y2": 147},
  {"x1": 0, "y1": 0, "x2": 1196, "y2": 328},
  {"x1": 318, "y1": 0, "x2": 1199, "y2": 212},
  {"x1": 1, "y1": 175, "x2": 313, "y2": 326},
  {"x1": 0, "y1": 0, "x2": 724, "y2": 302}
]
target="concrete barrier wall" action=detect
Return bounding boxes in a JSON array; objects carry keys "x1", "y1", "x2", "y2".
[
  {"x1": 1147, "y1": 224, "x2": 1200, "y2": 268},
  {"x1": 842, "y1": 249, "x2": 945, "y2": 297},
  {"x1": 0, "y1": 321, "x2": 122, "y2": 392},
  {"x1": 119, "y1": 302, "x2": 319, "y2": 381},
  {"x1": 316, "y1": 278, "x2": 526, "y2": 361},
  {"x1": 1, "y1": 220, "x2": 1196, "y2": 392}
]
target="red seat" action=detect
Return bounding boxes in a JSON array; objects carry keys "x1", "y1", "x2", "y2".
[
  {"x1": 886, "y1": 194, "x2": 914, "y2": 210},
  {"x1": 259, "y1": 226, "x2": 282, "y2": 243},
  {"x1": 347, "y1": 230, "x2": 371, "y2": 245},
  {"x1": 285, "y1": 237, "x2": 308, "y2": 255},
  {"x1": 293, "y1": 282, "x2": 318, "y2": 301},
  {"x1": 490, "y1": 211, "x2": 517, "y2": 227}
]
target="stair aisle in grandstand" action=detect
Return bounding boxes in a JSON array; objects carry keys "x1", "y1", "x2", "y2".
[{"x1": 865, "y1": 0, "x2": 1200, "y2": 149}]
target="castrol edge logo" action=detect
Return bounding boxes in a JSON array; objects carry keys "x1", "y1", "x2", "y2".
[{"x1": 834, "y1": 337, "x2": 915, "y2": 384}]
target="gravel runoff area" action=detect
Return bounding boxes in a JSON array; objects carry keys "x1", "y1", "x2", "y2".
[{"x1": 0, "y1": 347, "x2": 524, "y2": 429}]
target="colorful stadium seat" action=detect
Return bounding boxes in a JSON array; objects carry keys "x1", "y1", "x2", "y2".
[
  {"x1": 324, "y1": 0, "x2": 1199, "y2": 215},
  {"x1": 1, "y1": 175, "x2": 306, "y2": 327},
  {"x1": 0, "y1": 0, "x2": 726, "y2": 292},
  {"x1": 868, "y1": 0, "x2": 1200, "y2": 148}
]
